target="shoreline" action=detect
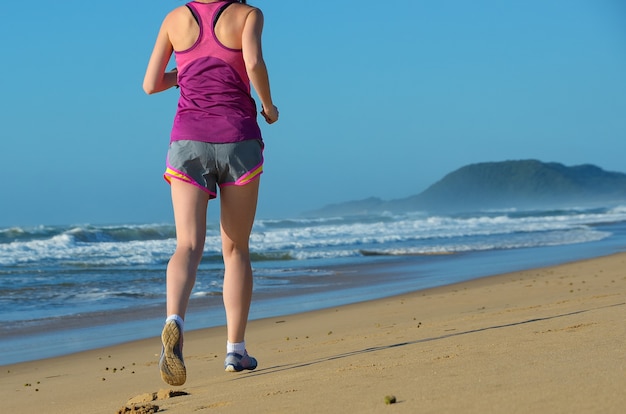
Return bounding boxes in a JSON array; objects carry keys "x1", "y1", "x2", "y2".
[
  {"x1": 2, "y1": 252, "x2": 625, "y2": 413},
  {"x1": 2, "y1": 234, "x2": 625, "y2": 366}
]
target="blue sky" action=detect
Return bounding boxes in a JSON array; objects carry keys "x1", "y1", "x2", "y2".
[{"x1": 1, "y1": 0, "x2": 625, "y2": 227}]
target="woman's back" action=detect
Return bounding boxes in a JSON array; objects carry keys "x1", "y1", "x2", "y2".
[{"x1": 167, "y1": 1, "x2": 252, "y2": 53}]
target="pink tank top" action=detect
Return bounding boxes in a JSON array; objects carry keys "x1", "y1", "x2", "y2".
[{"x1": 171, "y1": 1, "x2": 262, "y2": 144}]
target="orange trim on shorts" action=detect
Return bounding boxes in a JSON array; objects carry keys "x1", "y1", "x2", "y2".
[
  {"x1": 234, "y1": 162, "x2": 263, "y2": 186},
  {"x1": 164, "y1": 167, "x2": 218, "y2": 198}
]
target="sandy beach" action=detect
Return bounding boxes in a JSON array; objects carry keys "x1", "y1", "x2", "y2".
[{"x1": 2, "y1": 252, "x2": 625, "y2": 413}]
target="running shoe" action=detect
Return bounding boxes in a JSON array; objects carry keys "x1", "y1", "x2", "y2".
[
  {"x1": 159, "y1": 320, "x2": 186, "y2": 386},
  {"x1": 224, "y1": 351, "x2": 258, "y2": 372}
]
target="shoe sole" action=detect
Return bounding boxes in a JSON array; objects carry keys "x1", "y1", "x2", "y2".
[
  {"x1": 225, "y1": 365, "x2": 257, "y2": 372},
  {"x1": 160, "y1": 321, "x2": 186, "y2": 386}
]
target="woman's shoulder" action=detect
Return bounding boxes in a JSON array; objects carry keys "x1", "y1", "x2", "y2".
[
  {"x1": 220, "y1": 2, "x2": 263, "y2": 30},
  {"x1": 163, "y1": 5, "x2": 195, "y2": 25},
  {"x1": 229, "y1": 2, "x2": 263, "y2": 16}
]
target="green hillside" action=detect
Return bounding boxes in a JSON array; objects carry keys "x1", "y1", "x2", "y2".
[{"x1": 307, "y1": 160, "x2": 626, "y2": 216}]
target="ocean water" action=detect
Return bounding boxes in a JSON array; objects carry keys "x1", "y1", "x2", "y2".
[{"x1": 1, "y1": 204, "x2": 626, "y2": 365}]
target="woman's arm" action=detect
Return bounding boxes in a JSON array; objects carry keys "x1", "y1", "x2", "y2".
[
  {"x1": 242, "y1": 9, "x2": 278, "y2": 123},
  {"x1": 143, "y1": 17, "x2": 178, "y2": 95}
]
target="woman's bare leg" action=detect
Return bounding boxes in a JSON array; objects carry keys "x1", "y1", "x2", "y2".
[
  {"x1": 167, "y1": 180, "x2": 210, "y2": 319},
  {"x1": 160, "y1": 179, "x2": 209, "y2": 385},
  {"x1": 219, "y1": 179, "x2": 260, "y2": 343}
]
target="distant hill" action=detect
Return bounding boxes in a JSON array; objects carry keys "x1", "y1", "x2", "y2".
[{"x1": 306, "y1": 160, "x2": 626, "y2": 217}]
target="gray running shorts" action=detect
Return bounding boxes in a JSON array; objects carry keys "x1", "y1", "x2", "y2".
[{"x1": 164, "y1": 139, "x2": 264, "y2": 198}]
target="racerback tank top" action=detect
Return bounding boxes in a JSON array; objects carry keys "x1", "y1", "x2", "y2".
[{"x1": 170, "y1": 1, "x2": 262, "y2": 144}]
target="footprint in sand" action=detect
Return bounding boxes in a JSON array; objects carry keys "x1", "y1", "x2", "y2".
[
  {"x1": 116, "y1": 404, "x2": 159, "y2": 414},
  {"x1": 118, "y1": 389, "x2": 189, "y2": 413}
]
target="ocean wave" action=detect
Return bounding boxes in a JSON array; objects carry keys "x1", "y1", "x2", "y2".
[
  {"x1": 1, "y1": 206, "x2": 625, "y2": 267},
  {"x1": 0, "y1": 223, "x2": 177, "y2": 244},
  {"x1": 357, "y1": 227, "x2": 610, "y2": 256},
  {"x1": 608, "y1": 205, "x2": 626, "y2": 214},
  {"x1": 0, "y1": 225, "x2": 63, "y2": 244},
  {"x1": 0, "y1": 233, "x2": 176, "y2": 267},
  {"x1": 65, "y1": 224, "x2": 176, "y2": 243},
  {"x1": 249, "y1": 209, "x2": 624, "y2": 255}
]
